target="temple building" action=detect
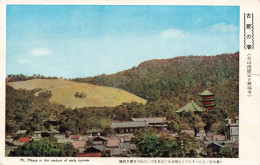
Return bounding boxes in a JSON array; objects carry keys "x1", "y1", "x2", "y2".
[
  {"x1": 110, "y1": 121, "x2": 147, "y2": 134},
  {"x1": 176, "y1": 98, "x2": 205, "y2": 113},
  {"x1": 110, "y1": 117, "x2": 167, "y2": 134},
  {"x1": 199, "y1": 88, "x2": 216, "y2": 110}
]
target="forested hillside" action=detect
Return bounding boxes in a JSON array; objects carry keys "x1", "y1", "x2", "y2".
[
  {"x1": 73, "y1": 52, "x2": 239, "y2": 117},
  {"x1": 6, "y1": 52, "x2": 239, "y2": 136}
]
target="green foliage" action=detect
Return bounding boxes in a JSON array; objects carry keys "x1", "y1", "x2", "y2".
[
  {"x1": 7, "y1": 74, "x2": 59, "y2": 82},
  {"x1": 74, "y1": 92, "x2": 86, "y2": 98},
  {"x1": 59, "y1": 119, "x2": 79, "y2": 134},
  {"x1": 73, "y1": 53, "x2": 239, "y2": 120},
  {"x1": 133, "y1": 129, "x2": 199, "y2": 157},
  {"x1": 10, "y1": 139, "x2": 77, "y2": 156},
  {"x1": 168, "y1": 121, "x2": 180, "y2": 133},
  {"x1": 176, "y1": 133, "x2": 199, "y2": 157},
  {"x1": 220, "y1": 147, "x2": 233, "y2": 158},
  {"x1": 179, "y1": 112, "x2": 206, "y2": 136},
  {"x1": 5, "y1": 85, "x2": 66, "y2": 134}
]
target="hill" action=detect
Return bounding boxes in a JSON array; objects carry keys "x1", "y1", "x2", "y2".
[
  {"x1": 73, "y1": 52, "x2": 239, "y2": 117},
  {"x1": 7, "y1": 79, "x2": 146, "y2": 108}
]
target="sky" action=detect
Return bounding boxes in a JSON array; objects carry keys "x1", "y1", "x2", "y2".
[{"x1": 6, "y1": 5, "x2": 239, "y2": 78}]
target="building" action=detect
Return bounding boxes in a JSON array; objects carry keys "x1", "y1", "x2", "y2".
[
  {"x1": 199, "y1": 88, "x2": 216, "y2": 110},
  {"x1": 92, "y1": 136, "x2": 108, "y2": 145},
  {"x1": 181, "y1": 129, "x2": 195, "y2": 136},
  {"x1": 70, "y1": 135, "x2": 81, "y2": 141},
  {"x1": 40, "y1": 128, "x2": 60, "y2": 137},
  {"x1": 5, "y1": 140, "x2": 19, "y2": 156},
  {"x1": 106, "y1": 139, "x2": 121, "y2": 148},
  {"x1": 16, "y1": 130, "x2": 27, "y2": 135},
  {"x1": 73, "y1": 140, "x2": 87, "y2": 153},
  {"x1": 226, "y1": 117, "x2": 239, "y2": 141},
  {"x1": 86, "y1": 129, "x2": 101, "y2": 137},
  {"x1": 17, "y1": 137, "x2": 32, "y2": 145},
  {"x1": 132, "y1": 117, "x2": 167, "y2": 130},
  {"x1": 77, "y1": 146, "x2": 102, "y2": 157},
  {"x1": 111, "y1": 121, "x2": 147, "y2": 134},
  {"x1": 176, "y1": 98, "x2": 205, "y2": 113}
]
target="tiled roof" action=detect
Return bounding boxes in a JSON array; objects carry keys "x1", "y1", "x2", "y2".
[
  {"x1": 17, "y1": 137, "x2": 32, "y2": 143},
  {"x1": 111, "y1": 121, "x2": 147, "y2": 128},
  {"x1": 213, "y1": 135, "x2": 226, "y2": 141},
  {"x1": 77, "y1": 152, "x2": 101, "y2": 157},
  {"x1": 93, "y1": 145, "x2": 105, "y2": 151},
  {"x1": 86, "y1": 129, "x2": 101, "y2": 133},
  {"x1": 54, "y1": 134, "x2": 66, "y2": 139},
  {"x1": 120, "y1": 142, "x2": 130, "y2": 151},
  {"x1": 71, "y1": 135, "x2": 80, "y2": 139},
  {"x1": 199, "y1": 89, "x2": 215, "y2": 96},
  {"x1": 93, "y1": 136, "x2": 108, "y2": 141},
  {"x1": 16, "y1": 130, "x2": 27, "y2": 134},
  {"x1": 132, "y1": 117, "x2": 166, "y2": 124},
  {"x1": 73, "y1": 140, "x2": 86, "y2": 148},
  {"x1": 176, "y1": 99, "x2": 205, "y2": 112},
  {"x1": 181, "y1": 130, "x2": 195, "y2": 135},
  {"x1": 57, "y1": 139, "x2": 68, "y2": 144},
  {"x1": 109, "y1": 148, "x2": 125, "y2": 156},
  {"x1": 79, "y1": 135, "x2": 88, "y2": 141},
  {"x1": 106, "y1": 139, "x2": 121, "y2": 148}
]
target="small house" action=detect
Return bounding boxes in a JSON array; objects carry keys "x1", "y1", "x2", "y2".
[
  {"x1": 106, "y1": 139, "x2": 121, "y2": 148},
  {"x1": 92, "y1": 136, "x2": 108, "y2": 145},
  {"x1": 86, "y1": 129, "x2": 101, "y2": 137},
  {"x1": 73, "y1": 140, "x2": 87, "y2": 153},
  {"x1": 70, "y1": 135, "x2": 80, "y2": 141},
  {"x1": 77, "y1": 146, "x2": 102, "y2": 157}
]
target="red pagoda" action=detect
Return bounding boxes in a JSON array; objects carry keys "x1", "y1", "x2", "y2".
[{"x1": 199, "y1": 86, "x2": 215, "y2": 110}]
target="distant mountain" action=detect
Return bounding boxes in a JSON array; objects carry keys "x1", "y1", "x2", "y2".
[
  {"x1": 7, "y1": 79, "x2": 146, "y2": 108},
  {"x1": 73, "y1": 52, "x2": 239, "y2": 117}
]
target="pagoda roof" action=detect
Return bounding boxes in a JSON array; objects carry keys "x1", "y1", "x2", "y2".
[
  {"x1": 176, "y1": 99, "x2": 205, "y2": 113},
  {"x1": 86, "y1": 129, "x2": 101, "y2": 133},
  {"x1": 199, "y1": 89, "x2": 215, "y2": 96}
]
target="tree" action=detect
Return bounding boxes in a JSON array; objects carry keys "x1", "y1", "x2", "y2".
[
  {"x1": 167, "y1": 120, "x2": 179, "y2": 133},
  {"x1": 133, "y1": 129, "x2": 161, "y2": 157},
  {"x1": 59, "y1": 119, "x2": 78, "y2": 134},
  {"x1": 183, "y1": 112, "x2": 206, "y2": 137},
  {"x1": 9, "y1": 139, "x2": 77, "y2": 156},
  {"x1": 133, "y1": 129, "x2": 198, "y2": 157},
  {"x1": 220, "y1": 147, "x2": 233, "y2": 158},
  {"x1": 175, "y1": 133, "x2": 199, "y2": 157}
]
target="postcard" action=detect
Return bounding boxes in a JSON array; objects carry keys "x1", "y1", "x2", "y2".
[{"x1": 0, "y1": 0, "x2": 260, "y2": 165}]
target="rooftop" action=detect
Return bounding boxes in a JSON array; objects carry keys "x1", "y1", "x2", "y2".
[
  {"x1": 16, "y1": 130, "x2": 27, "y2": 134},
  {"x1": 181, "y1": 130, "x2": 195, "y2": 135},
  {"x1": 73, "y1": 140, "x2": 86, "y2": 148},
  {"x1": 106, "y1": 139, "x2": 121, "y2": 148},
  {"x1": 71, "y1": 135, "x2": 80, "y2": 139},
  {"x1": 176, "y1": 99, "x2": 205, "y2": 113},
  {"x1": 111, "y1": 121, "x2": 147, "y2": 129},
  {"x1": 132, "y1": 117, "x2": 166, "y2": 124},
  {"x1": 199, "y1": 89, "x2": 215, "y2": 96},
  {"x1": 17, "y1": 137, "x2": 32, "y2": 143},
  {"x1": 86, "y1": 129, "x2": 101, "y2": 133}
]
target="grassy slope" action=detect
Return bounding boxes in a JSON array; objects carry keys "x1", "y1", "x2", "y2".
[{"x1": 7, "y1": 79, "x2": 146, "y2": 108}]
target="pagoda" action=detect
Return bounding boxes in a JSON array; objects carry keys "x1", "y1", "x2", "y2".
[
  {"x1": 176, "y1": 98, "x2": 205, "y2": 113},
  {"x1": 199, "y1": 84, "x2": 215, "y2": 110}
]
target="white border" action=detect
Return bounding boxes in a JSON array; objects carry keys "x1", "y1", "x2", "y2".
[{"x1": 1, "y1": 0, "x2": 260, "y2": 165}]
